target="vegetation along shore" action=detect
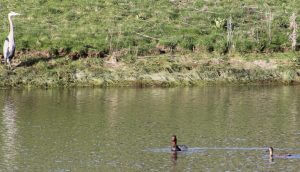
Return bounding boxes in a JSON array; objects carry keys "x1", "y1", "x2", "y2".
[{"x1": 0, "y1": 0, "x2": 300, "y2": 87}]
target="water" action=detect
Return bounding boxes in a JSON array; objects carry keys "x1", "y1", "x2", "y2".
[{"x1": 0, "y1": 86, "x2": 299, "y2": 171}]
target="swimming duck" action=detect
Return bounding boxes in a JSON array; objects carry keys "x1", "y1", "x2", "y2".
[
  {"x1": 171, "y1": 135, "x2": 188, "y2": 151},
  {"x1": 268, "y1": 147, "x2": 291, "y2": 158}
]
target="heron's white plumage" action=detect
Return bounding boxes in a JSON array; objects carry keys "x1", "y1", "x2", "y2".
[
  {"x1": 3, "y1": 37, "x2": 15, "y2": 64},
  {"x1": 3, "y1": 39, "x2": 9, "y2": 63},
  {"x1": 3, "y1": 11, "x2": 20, "y2": 68}
]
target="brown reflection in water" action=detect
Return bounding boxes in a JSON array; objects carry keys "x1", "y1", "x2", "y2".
[
  {"x1": 1, "y1": 94, "x2": 18, "y2": 170},
  {"x1": 284, "y1": 86, "x2": 299, "y2": 144},
  {"x1": 105, "y1": 89, "x2": 121, "y2": 129},
  {"x1": 171, "y1": 151, "x2": 178, "y2": 164},
  {"x1": 171, "y1": 151, "x2": 178, "y2": 172}
]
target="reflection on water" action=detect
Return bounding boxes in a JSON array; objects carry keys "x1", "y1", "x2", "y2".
[
  {"x1": 1, "y1": 93, "x2": 18, "y2": 171},
  {"x1": 0, "y1": 86, "x2": 299, "y2": 171}
]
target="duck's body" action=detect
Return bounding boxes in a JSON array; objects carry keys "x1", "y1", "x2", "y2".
[
  {"x1": 171, "y1": 145, "x2": 181, "y2": 151},
  {"x1": 171, "y1": 144, "x2": 188, "y2": 151},
  {"x1": 268, "y1": 147, "x2": 292, "y2": 159},
  {"x1": 171, "y1": 135, "x2": 188, "y2": 151},
  {"x1": 273, "y1": 154, "x2": 292, "y2": 158}
]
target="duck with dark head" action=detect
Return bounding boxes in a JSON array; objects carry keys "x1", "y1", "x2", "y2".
[
  {"x1": 267, "y1": 147, "x2": 291, "y2": 159},
  {"x1": 171, "y1": 135, "x2": 181, "y2": 151},
  {"x1": 171, "y1": 135, "x2": 188, "y2": 151}
]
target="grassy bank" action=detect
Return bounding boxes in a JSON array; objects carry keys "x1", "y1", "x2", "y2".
[
  {"x1": 0, "y1": 52, "x2": 299, "y2": 88},
  {"x1": 0, "y1": 1, "x2": 300, "y2": 87}
]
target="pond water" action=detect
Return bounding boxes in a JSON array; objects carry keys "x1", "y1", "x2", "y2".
[{"x1": 0, "y1": 86, "x2": 299, "y2": 171}]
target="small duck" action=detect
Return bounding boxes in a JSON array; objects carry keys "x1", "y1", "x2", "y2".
[
  {"x1": 171, "y1": 135, "x2": 188, "y2": 151},
  {"x1": 267, "y1": 147, "x2": 291, "y2": 159}
]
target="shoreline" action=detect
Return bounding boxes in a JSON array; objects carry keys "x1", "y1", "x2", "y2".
[{"x1": 0, "y1": 52, "x2": 300, "y2": 88}]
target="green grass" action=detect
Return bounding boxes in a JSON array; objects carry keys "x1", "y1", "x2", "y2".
[
  {"x1": 0, "y1": 0, "x2": 300, "y2": 55},
  {"x1": 0, "y1": 0, "x2": 300, "y2": 87}
]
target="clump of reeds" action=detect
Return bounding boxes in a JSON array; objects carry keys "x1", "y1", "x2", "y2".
[
  {"x1": 289, "y1": 13, "x2": 297, "y2": 51},
  {"x1": 227, "y1": 16, "x2": 233, "y2": 50},
  {"x1": 265, "y1": 6, "x2": 273, "y2": 42}
]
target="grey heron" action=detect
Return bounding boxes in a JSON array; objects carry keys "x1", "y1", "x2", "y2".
[{"x1": 3, "y1": 11, "x2": 21, "y2": 68}]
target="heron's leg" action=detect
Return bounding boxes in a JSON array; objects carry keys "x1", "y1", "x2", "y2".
[
  {"x1": 7, "y1": 59, "x2": 12, "y2": 70},
  {"x1": 4, "y1": 57, "x2": 8, "y2": 65}
]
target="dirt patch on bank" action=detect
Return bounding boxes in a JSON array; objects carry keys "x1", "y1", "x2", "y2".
[{"x1": 229, "y1": 59, "x2": 278, "y2": 70}]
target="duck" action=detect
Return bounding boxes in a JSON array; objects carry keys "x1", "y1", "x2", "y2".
[
  {"x1": 267, "y1": 147, "x2": 291, "y2": 159},
  {"x1": 171, "y1": 135, "x2": 188, "y2": 151}
]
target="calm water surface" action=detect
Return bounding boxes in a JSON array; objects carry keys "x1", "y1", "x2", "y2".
[{"x1": 0, "y1": 86, "x2": 299, "y2": 171}]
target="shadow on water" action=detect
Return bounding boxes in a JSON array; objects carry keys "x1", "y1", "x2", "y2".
[
  {"x1": 146, "y1": 147, "x2": 300, "y2": 161},
  {"x1": 145, "y1": 147, "x2": 300, "y2": 153}
]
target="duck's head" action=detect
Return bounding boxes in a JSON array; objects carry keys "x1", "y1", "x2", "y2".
[
  {"x1": 171, "y1": 135, "x2": 177, "y2": 143},
  {"x1": 171, "y1": 135, "x2": 178, "y2": 147},
  {"x1": 267, "y1": 147, "x2": 274, "y2": 157}
]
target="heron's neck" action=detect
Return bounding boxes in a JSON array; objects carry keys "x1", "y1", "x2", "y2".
[{"x1": 8, "y1": 16, "x2": 14, "y2": 38}]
